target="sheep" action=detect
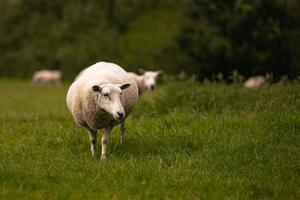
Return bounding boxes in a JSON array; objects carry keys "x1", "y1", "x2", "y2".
[
  {"x1": 32, "y1": 70, "x2": 62, "y2": 85},
  {"x1": 66, "y1": 62, "x2": 139, "y2": 159},
  {"x1": 128, "y1": 68, "x2": 162, "y2": 95},
  {"x1": 74, "y1": 68, "x2": 86, "y2": 80},
  {"x1": 244, "y1": 75, "x2": 266, "y2": 89}
]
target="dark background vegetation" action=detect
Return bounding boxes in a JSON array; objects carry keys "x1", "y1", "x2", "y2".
[{"x1": 0, "y1": 0, "x2": 299, "y2": 80}]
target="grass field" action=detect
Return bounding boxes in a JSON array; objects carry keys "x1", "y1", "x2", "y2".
[{"x1": 0, "y1": 79, "x2": 299, "y2": 199}]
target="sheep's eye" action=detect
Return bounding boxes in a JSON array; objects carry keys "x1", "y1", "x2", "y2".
[
  {"x1": 103, "y1": 93, "x2": 109, "y2": 97},
  {"x1": 120, "y1": 92, "x2": 123, "y2": 95}
]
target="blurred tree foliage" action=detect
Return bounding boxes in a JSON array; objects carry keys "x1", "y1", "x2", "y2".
[{"x1": 0, "y1": 0, "x2": 299, "y2": 80}]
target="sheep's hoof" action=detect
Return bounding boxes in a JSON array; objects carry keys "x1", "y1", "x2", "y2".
[
  {"x1": 101, "y1": 155, "x2": 107, "y2": 160},
  {"x1": 91, "y1": 154, "x2": 98, "y2": 159},
  {"x1": 120, "y1": 136, "x2": 125, "y2": 143}
]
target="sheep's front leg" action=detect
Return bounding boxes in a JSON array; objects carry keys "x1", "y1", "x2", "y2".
[
  {"x1": 88, "y1": 130, "x2": 97, "y2": 157},
  {"x1": 101, "y1": 127, "x2": 112, "y2": 159},
  {"x1": 120, "y1": 120, "x2": 126, "y2": 143}
]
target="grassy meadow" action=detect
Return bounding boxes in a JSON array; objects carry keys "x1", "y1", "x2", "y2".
[{"x1": 0, "y1": 79, "x2": 299, "y2": 199}]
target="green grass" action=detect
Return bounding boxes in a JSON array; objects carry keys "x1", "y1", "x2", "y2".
[{"x1": 0, "y1": 79, "x2": 299, "y2": 199}]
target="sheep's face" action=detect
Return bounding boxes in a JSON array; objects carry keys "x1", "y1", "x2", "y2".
[
  {"x1": 92, "y1": 83, "x2": 130, "y2": 121},
  {"x1": 140, "y1": 70, "x2": 162, "y2": 90}
]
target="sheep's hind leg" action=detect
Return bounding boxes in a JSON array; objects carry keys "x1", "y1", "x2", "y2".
[
  {"x1": 88, "y1": 130, "x2": 97, "y2": 157},
  {"x1": 120, "y1": 120, "x2": 126, "y2": 143},
  {"x1": 101, "y1": 127, "x2": 112, "y2": 159}
]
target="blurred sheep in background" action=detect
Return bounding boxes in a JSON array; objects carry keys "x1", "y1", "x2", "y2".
[
  {"x1": 128, "y1": 69, "x2": 163, "y2": 95},
  {"x1": 32, "y1": 70, "x2": 62, "y2": 86},
  {"x1": 244, "y1": 75, "x2": 266, "y2": 89}
]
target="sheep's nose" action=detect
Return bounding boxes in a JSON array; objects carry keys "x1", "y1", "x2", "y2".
[{"x1": 117, "y1": 112, "x2": 124, "y2": 119}]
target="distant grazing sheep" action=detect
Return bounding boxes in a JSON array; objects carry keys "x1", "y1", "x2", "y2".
[
  {"x1": 244, "y1": 76, "x2": 266, "y2": 89},
  {"x1": 32, "y1": 70, "x2": 62, "y2": 85},
  {"x1": 66, "y1": 62, "x2": 139, "y2": 159},
  {"x1": 128, "y1": 69, "x2": 162, "y2": 95}
]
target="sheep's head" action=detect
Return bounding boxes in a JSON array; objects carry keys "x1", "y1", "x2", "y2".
[
  {"x1": 53, "y1": 70, "x2": 62, "y2": 79},
  {"x1": 139, "y1": 68, "x2": 163, "y2": 90},
  {"x1": 92, "y1": 83, "x2": 130, "y2": 121}
]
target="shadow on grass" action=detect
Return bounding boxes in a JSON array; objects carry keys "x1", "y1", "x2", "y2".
[{"x1": 108, "y1": 134, "x2": 204, "y2": 159}]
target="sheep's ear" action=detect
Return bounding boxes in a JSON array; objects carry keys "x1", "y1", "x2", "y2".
[
  {"x1": 138, "y1": 68, "x2": 146, "y2": 75},
  {"x1": 157, "y1": 70, "x2": 163, "y2": 75},
  {"x1": 92, "y1": 85, "x2": 102, "y2": 92},
  {"x1": 119, "y1": 83, "x2": 131, "y2": 90}
]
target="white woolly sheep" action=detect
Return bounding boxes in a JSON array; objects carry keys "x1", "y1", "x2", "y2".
[
  {"x1": 244, "y1": 75, "x2": 266, "y2": 89},
  {"x1": 74, "y1": 68, "x2": 86, "y2": 80},
  {"x1": 128, "y1": 68, "x2": 162, "y2": 95},
  {"x1": 66, "y1": 62, "x2": 139, "y2": 159},
  {"x1": 32, "y1": 70, "x2": 62, "y2": 85}
]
